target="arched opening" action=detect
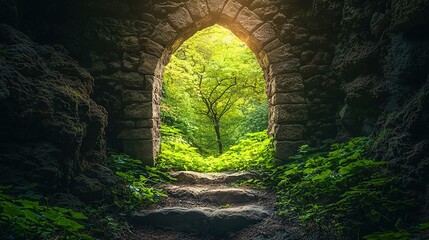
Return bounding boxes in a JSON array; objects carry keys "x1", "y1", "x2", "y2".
[
  {"x1": 120, "y1": 5, "x2": 308, "y2": 165},
  {"x1": 159, "y1": 24, "x2": 268, "y2": 170}
]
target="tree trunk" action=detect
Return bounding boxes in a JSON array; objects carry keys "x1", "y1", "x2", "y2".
[{"x1": 213, "y1": 123, "x2": 223, "y2": 154}]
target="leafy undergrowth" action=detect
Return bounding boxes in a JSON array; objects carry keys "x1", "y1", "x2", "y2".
[
  {"x1": 265, "y1": 137, "x2": 416, "y2": 239},
  {"x1": 157, "y1": 125, "x2": 276, "y2": 172},
  {"x1": 1, "y1": 134, "x2": 420, "y2": 239},
  {"x1": 107, "y1": 151, "x2": 175, "y2": 211},
  {"x1": 363, "y1": 221, "x2": 429, "y2": 240},
  {"x1": 0, "y1": 152, "x2": 175, "y2": 240},
  {"x1": 0, "y1": 185, "x2": 91, "y2": 240},
  {"x1": 158, "y1": 128, "x2": 419, "y2": 239}
]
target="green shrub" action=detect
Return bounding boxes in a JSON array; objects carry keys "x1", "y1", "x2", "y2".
[
  {"x1": 107, "y1": 152, "x2": 174, "y2": 211},
  {"x1": 0, "y1": 186, "x2": 91, "y2": 240},
  {"x1": 157, "y1": 126, "x2": 276, "y2": 172},
  {"x1": 269, "y1": 137, "x2": 415, "y2": 238}
]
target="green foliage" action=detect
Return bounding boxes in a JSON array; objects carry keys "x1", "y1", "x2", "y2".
[
  {"x1": 162, "y1": 24, "x2": 267, "y2": 155},
  {"x1": 0, "y1": 186, "x2": 91, "y2": 240},
  {"x1": 363, "y1": 231, "x2": 410, "y2": 240},
  {"x1": 363, "y1": 221, "x2": 429, "y2": 240},
  {"x1": 240, "y1": 100, "x2": 269, "y2": 134},
  {"x1": 83, "y1": 204, "x2": 134, "y2": 240},
  {"x1": 269, "y1": 137, "x2": 415, "y2": 238},
  {"x1": 107, "y1": 152, "x2": 174, "y2": 211},
  {"x1": 157, "y1": 126, "x2": 275, "y2": 172}
]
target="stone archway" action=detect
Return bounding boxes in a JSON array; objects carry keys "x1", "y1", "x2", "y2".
[{"x1": 119, "y1": 0, "x2": 308, "y2": 165}]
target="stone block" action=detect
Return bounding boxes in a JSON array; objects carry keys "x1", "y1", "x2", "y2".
[
  {"x1": 168, "y1": 7, "x2": 194, "y2": 30},
  {"x1": 118, "y1": 128, "x2": 153, "y2": 140},
  {"x1": 122, "y1": 90, "x2": 152, "y2": 103},
  {"x1": 271, "y1": 92, "x2": 306, "y2": 105},
  {"x1": 236, "y1": 7, "x2": 263, "y2": 33},
  {"x1": 136, "y1": 119, "x2": 154, "y2": 128},
  {"x1": 119, "y1": 36, "x2": 139, "y2": 52},
  {"x1": 152, "y1": 21, "x2": 178, "y2": 47},
  {"x1": 274, "y1": 140, "x2": 307, "y2": 161},
  {"x1": 246, "y1": 37, "x2": 263, "y2": 54},
  {"x1": 269, "y1": 58, "x2": 301, "y2": 75},
  {"x1": 252, "y1": 23, "x2": 277, "y2": 46},
  {"x1": 271, "y1": 73, "x2": 304, "y2": 93},
  {"x1": 304, "y1": 75, "x2": 329, "y2": 89},
  {"x1": 207, "y1": 0, "x2": 228, "y2": 15},
  {"x1": 124, "y1": 103, "x2": 153, "y2": 119},
  {"x1": 263, "y1": 38, "x2": 282, "y2": 53},
  {"x1": 300, "y1": 65, "x2": 328, "y2": 79},
  {"x1": 222, "y1": 0, "x2": 243, "y2": 19},
  {"x1": 110, "y1": 71, "x2": 145, "y2": 89},
  {"x1": 186, "y1": 0, "x2": 209, "y2": 20},
  {"x1": 117, "y1": 121, "x2": 135, "y2": 128},
  {"x1": 139, "y1": 37, "x2": 165, "y2": 58},
  {"x1": 138, "y1": 53, "x2": 159, "y2": 75},
  {"x1": 123, "y1": 139, "x2": 159, "y2": 166},
  {"x1": 122, "y1": 52, "x2": 139, "y2": 71},
  {"x1": 267, "y1": 44, "x2": 294, "y2": 64},
  {"x1": 272, "y1": 104, "x2": 308, "y2": 123},
  {"x1": 273, "y1": 124, "x2": 305, "y2": 141}
]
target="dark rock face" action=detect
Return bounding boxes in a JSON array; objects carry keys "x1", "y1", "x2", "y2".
[
  {"x1": 327, "y1": 0, "x2": 429, "y2": 218},
  {"x1": 0, "y1": 24, "x2": 116, "y2": 201},
  {"x1": 0, "y1": 0, "x2": 429, "y2": 218}
]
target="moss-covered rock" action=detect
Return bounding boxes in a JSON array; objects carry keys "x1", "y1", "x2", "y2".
[{"x1": 0, "y1": 24, "x2": 115, "y2": 201}]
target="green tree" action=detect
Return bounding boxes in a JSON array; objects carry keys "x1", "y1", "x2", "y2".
[{"x1": 162, "y1": 25, "x2": 266, "y2": 155}]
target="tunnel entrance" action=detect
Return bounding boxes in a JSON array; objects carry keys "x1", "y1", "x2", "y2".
[
  {"x1": 114, "y1": 2, "x2": 311, "y2": 165},
  {"x1": 161, "y1": 24, "x2": 267, "y2": 156}
]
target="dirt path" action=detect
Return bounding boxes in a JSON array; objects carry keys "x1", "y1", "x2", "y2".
[{"x1": 128, "y1": 171, "x2": 322, "y2": 240}]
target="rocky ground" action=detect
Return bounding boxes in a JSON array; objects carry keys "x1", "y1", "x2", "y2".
[{"x1": 127, "y1": 171, "x2": 327, "y2": 240}]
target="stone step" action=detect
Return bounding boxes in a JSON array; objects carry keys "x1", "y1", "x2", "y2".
[
  {"x1": 170, "y1": 171, "x2": 258, "y2": 184},
  {"x1": 164, "y1": 185, "x2": 262, "y2": 205},
  {"x1": 131, "y1": 205, "x2": 270, "y2": 236}
]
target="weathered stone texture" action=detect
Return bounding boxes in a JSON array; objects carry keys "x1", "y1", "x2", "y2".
[
  {"x1": 0, "y1": 24, "x2": 115, "y2": 201},
  {"x1": 186, "y1": 0, "x2": 209, "y2": 20},
  {"x1": 168, "y1": 7, "x2": 194, "y2": 30},
  {"x1": 222, "y1": 0, "x2": 243, "y2": 19},
  {"x1": 4, "y1": 0, "x2": 429, "y2": 216},
  {"x1": 236, "y1": 7, "x2": 264, "y2": 33},
  {"x1": 273, "y1": 104, "x2": 308, "y2": 123}
]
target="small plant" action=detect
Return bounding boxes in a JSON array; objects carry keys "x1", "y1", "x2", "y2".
[
  {"x1": 107, "y1": 152, "x2": 174, "y2": 211},
  {"x1": 0, "y1": 185, "x2": 92, "y2": 240},
  {"x1": 220, "y1": 204, "x2": 231, "y2": 209},
  {"x1": 269, "y1": 137, "x2": 415, "y2": 238}
]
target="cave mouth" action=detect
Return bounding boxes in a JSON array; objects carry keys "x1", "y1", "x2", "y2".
[{"x1": 158, "y1": 25, "x2": 269, "y2": 171}]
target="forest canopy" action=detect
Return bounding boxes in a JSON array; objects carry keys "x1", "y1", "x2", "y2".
[{"x1": 161, "y1": 25, "x2": 268, "y2": 156}]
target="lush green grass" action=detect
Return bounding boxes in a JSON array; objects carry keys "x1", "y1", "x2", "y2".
[{"x1": 157, "y1": 126, "x2": 276, "y2": 172}]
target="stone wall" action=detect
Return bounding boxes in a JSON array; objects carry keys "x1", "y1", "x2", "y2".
[{"x1": 54, "y1": 0, "x2": 341, "y2": 164}]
